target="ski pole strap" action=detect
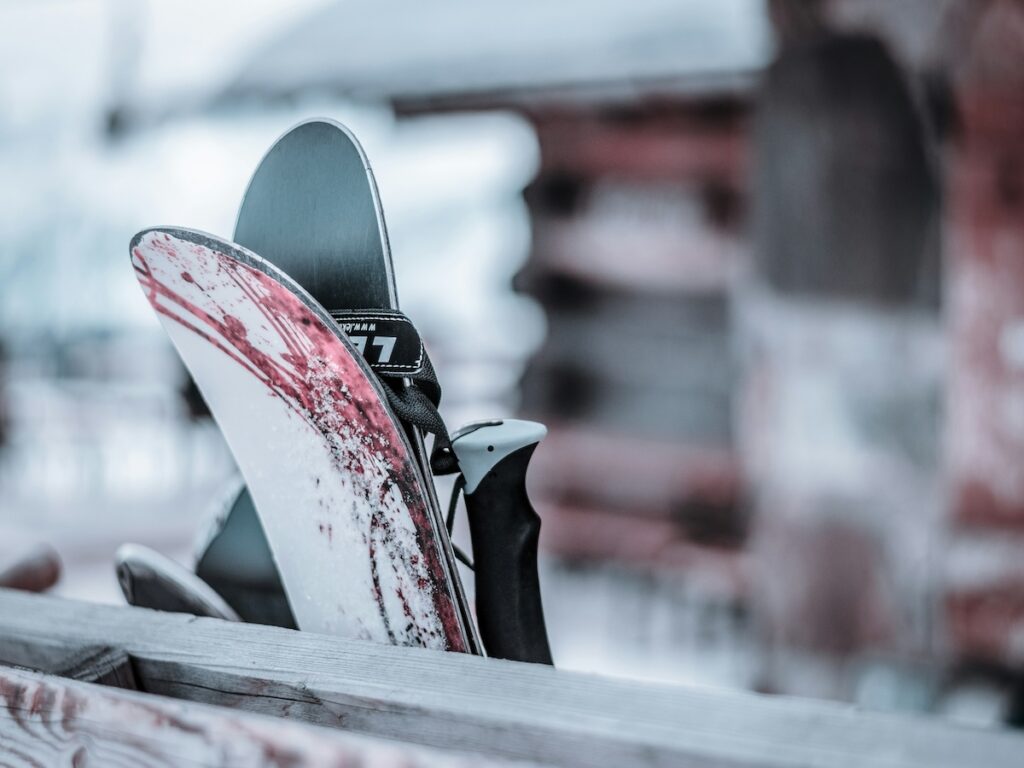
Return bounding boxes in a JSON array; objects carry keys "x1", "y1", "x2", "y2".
[
  {"x1": 330, "y1": 309, "x2": 457, "y2": 475},
  {"x1": 382, "y1": 375, "x2": 459, "y2": 475}
]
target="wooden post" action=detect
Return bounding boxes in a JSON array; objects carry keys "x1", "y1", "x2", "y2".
[{"x1": 744, "y1": 26, "x2": 943, "y2": 697}]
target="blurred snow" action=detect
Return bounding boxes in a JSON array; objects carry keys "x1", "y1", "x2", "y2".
[
  {"x1": 541, "y1": 560, "x2": 758, "y2": 690},
  {"x1": 736, "y1": 285, "x2": 947, "y2": 697},
  {"x1": 0, "y1": 0, "x2": 331, "y2": 129},
  {"x1": 124, "y1": 0, "x2": 333, "y2": 108},
  {"x1": 0, "y1": 1, "x2": 108, "y2": 134}
]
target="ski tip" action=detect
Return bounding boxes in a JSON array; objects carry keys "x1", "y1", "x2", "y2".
[
  {"x1": 261, "y1": 117, "x2": 369, "y2": 164},
  {"x1": 128, "y1": 226, "x2": 201, "y2": 260},
  {"x1": 115, "y1": 542, "x2": 241, "y2": 622},
  {"x1": 128, "y1": 226, "x2": 350, "y2": 338},
  {"x1": 234, "y1": 117, "x2": 376, "y2": 229},
  {"x1": 130, "y1": 226, "x2": 222, "y2": 254}
]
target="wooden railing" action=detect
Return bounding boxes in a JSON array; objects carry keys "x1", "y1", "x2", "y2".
[{"x1": 1, "y1": 588, "x2": 1022, "y2": 767}]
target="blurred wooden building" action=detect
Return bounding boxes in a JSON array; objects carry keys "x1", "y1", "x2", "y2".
[{"x1": 404, "y1": 77, "x2": 757, "y2": 562}]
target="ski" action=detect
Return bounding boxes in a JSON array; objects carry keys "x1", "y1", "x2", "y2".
[
  {"x1": 130, "y1": 227, "x2": 470, "y2": 651},
  {"x1": 194, "y1": 479, "x2": 296, "y2": 629},
  {"x1": 225, "y1": 119, "x2": 481, "y2": 646},
  {"x1": 209, "y1": 119, "x2": 551, "y2": 662},
  {"x1": 115, "y1": 543, "x2": 240, "y2": 622}
]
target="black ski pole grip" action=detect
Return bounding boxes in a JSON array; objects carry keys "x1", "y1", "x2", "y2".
[{"x1": 451, "y1": 420, "x2": 554, "y2": 665}]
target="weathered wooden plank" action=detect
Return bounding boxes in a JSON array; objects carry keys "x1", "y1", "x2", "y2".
[
  {"x1": 0, "y1": 665, "x2": 513, "y2": 767},
  {"x1": 1, "y1": 589, "x2": 1023, "y2": 767}
]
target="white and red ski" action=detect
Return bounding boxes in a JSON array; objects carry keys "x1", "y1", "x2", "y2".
[{"x1": 131, "y1": 227, "x2": 469, "y2": 652}]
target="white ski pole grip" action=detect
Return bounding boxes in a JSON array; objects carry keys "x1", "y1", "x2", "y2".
[{"x1": 451, "y1": 420, "x2": 553, "y2": 665}]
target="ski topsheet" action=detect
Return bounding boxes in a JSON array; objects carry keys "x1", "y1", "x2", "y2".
[
  {"x1": 131, "y1": 227, "x2": 468, "y2": 651},
  {"x1": 235, "y1": 119, "x2": 395, "y2": 310}
]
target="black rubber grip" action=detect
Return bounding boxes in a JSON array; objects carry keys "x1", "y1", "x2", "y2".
[{"x1": 463, "y1": 444, "x2": 553, "y2": 665}]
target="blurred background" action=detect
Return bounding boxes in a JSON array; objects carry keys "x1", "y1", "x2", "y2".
[{"x1": 2, "y1": 0, "x2": 1024, "y2": 728}]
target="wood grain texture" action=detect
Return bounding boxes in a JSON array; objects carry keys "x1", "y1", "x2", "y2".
[
  {"x1": 0, "y1": 665, "x2": 513, "y2": 768},
  {"x1": 1, "y1": 589, "x2": 1023, "y2": 767},
  {"x1": 49, "y1": 647, "x2": 137, "y2": 690}
]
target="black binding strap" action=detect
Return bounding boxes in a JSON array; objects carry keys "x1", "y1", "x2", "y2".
[
  {"x1": 330, "y1": 309, "x2": 458, "y2": 475},
  {"x1": 329, "y1": 309, "x2": 426, "y2": 376}
]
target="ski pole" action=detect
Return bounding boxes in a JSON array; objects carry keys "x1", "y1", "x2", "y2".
[{"x1": 452, "y1": 420, "x2": 553, "y2": 665}]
